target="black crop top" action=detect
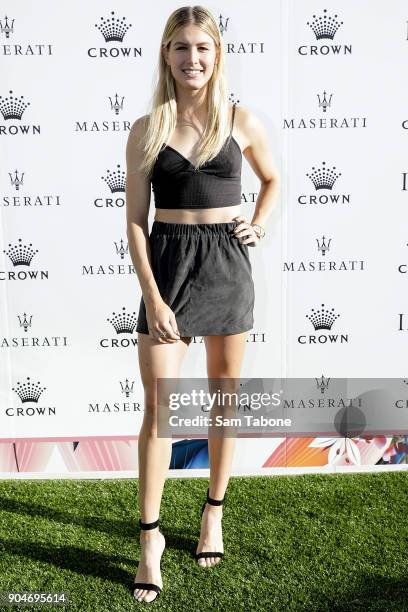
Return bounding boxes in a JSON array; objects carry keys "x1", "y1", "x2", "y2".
[{"x1": 151, "y1": 103, "x2": 242, "y2": 209}]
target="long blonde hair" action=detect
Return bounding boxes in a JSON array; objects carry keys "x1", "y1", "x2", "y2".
[{"x1": 140, "y1": 5, "x2": 232, "y2": 178}]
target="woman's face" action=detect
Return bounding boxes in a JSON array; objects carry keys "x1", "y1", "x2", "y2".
[{"x1": 163, "y1": 24, "x2": 218, "y2": 91}]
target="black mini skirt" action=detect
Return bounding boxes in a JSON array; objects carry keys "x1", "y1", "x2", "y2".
[{"x1": 136, "y1": 220, "x2": 255, "y2": 337}]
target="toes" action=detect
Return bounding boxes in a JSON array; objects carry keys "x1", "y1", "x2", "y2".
[{"x1": 145, "y1": 590, "x2": 158, "y2": 603}]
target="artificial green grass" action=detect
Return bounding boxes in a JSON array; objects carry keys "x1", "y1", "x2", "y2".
[{"x1": 0, "y1": 473, "x2": 407, "y2": 611}]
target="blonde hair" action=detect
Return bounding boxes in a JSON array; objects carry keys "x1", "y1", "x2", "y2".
[{"x1": 139, "y1": 5, "x2": 233, "y2": 178}]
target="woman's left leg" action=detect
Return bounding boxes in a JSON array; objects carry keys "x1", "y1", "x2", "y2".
[{"x1": 195, "y1": 330, "x2": 249, "y2": 567}]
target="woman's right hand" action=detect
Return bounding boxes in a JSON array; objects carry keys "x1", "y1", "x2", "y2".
[{"x1": 145, "y1": 300, "x2": 181, "y2": 343}]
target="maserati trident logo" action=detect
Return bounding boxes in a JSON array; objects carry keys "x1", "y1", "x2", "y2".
[
  {"x1": 216, "y1": 12, "x2": 264, "y2": 53},
  {"x1": 18, "y1": 312, "x2": 33, "y2": 332},
  {"x1": 316, "y1": 375, "x2": 330, "y2": 394},
  {"x1": 283, "y1": 91, "x2": 367, "y2": 130},
  {"x1": 283, "y1": 236, "x2": 365, "y2": 272},
  {"x1": 115, "y1": 238, "x2": 129, "y2": 260},
  {"x1": 317, "y1": 90, "x2": 332, "y2": 113},
  {"x1": 0, "y1": 15, "x2": 14, "y2": 38},
  {"x1": 74, "y1": 94, "x2": 130, "y2": 132},
  {"x1": 121, "y1": 378, "x2": 135, "y2": 398},
  {"x1": 316, "y1": 236, "x2": 331, "y2": 256},
  {"x1": 218, "y1": 14, "x2": 229, "y2": 36},
  {"x1": 0, "y1": 14, "x2": 53, "y2": 55},
  {"x1": 109, "y1": 93, "x2": 124, "y2": 115},
  {"x1": 81, "y1": 237, "x2": 132, "y2": 275},
  {"x1": 9, "y1": 169, "x2": 24, "y2": 190}
]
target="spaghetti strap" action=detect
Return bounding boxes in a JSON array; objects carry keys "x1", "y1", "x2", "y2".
[{"x1": 230, "y1": 103, "x2": 236, "y2": 134}]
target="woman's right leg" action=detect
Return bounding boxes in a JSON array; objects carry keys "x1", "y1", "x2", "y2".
[{"x1": 133, "y1": 332, "x2": 191, "y2": 603}]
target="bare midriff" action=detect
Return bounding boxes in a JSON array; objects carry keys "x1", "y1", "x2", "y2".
[{"x1": 154, "y1": 204, "x2": 242, "y2": 224}]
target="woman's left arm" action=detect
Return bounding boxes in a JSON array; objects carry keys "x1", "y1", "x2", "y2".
[{"x1": 232, "y1": 106, "x2": 280, "y2": 246}]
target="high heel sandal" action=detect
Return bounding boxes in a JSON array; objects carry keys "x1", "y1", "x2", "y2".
[
  {"x1": 194, "y1": 487, "x2": 225, "y2": 564},
  {"x1": 132, "y1": 518, "x2": 163, "y2": 603}
]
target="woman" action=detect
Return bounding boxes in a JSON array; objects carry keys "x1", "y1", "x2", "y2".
[{"x1": 126, "y1": 5, "x2": 279, "y2": 604}]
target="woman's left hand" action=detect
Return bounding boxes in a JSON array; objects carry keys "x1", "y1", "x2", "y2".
[{"x1": 231, "y1": 215, "x2": 260, "y2": 247}]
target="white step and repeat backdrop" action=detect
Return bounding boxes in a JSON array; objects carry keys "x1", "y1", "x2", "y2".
[{"x1": 1, "y1": 1, "x2": 407, "y2": 476}]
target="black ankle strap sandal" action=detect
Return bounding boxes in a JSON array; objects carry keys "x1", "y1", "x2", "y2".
[
  {"x1": 195, "y1": 488, "x2": 226, "y2": 562},
  {"x1": 132, "y1": 518, "x2": 162, "y2": 601}
]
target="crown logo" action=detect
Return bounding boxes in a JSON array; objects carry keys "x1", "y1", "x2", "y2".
[
  {"x1": 109, "y1": 93, "x2": 124, "y2": 115},
  {"x1": 107, "y1": 306, "x2": 138, "y2": 334},
  {"x1": 12, "y1": 376, "x2": 46, "y2": 403},
  {"x1": 316, "y1": 235, "x2": 331, "y2": 256},
  {"x1": 306, "y1": 303, "x2": 340, "y2": 330},
  {"x1": 218, "y1": 14, "x2": 229, "y2": 36},
  {"x1": 0, "y1": 15, "x2": 14, "y2": 38},
  {"x1": 101, "y1": 164, "x2": 126, "y2": 192},
  {"x1": 317, "y1": 90, "x2": 332, "y2": 113},
  {"x1": 3, "y1": 238, "x2": 39, "y2": 266},
  {"x1": 228, "y1": 93, "x2": 240, "y2": 106},
  {"x1": 114, "y1": 238, "x2": 128, "y2": 260},
  {"x1": 307, "y1": 9, "x2": 343, "y2": 40},
  {"x1": 120, "y1": 378, "x2": 135, "y2": 398},
  {"x1": 18, "y1": 312, "x2": 33, "y2": 332},
  {"x1": 306, "y1": 161, "x2": 341, "y2": 190},
  {"x1": 95, "y1": 11, "x2": 132, "y2": 42},
  {"x1": 0, "y1": 90, "x2": 30, "y2": 120},
  {"x1": 9, "y1": 169, "x2": 24, "y2": 191},
  {"x1": 315, "y1": 375, "x2": 330, "y2": 394}
]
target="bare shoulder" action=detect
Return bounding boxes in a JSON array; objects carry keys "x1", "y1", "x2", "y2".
[
  {"x1": 126, "y1": 114, "x2": 150, "y2": 172},
  {"x1": 127, "y1": 114, "x2": 150, "y2": 147},
  {"x1": 233, "y1": 104, "x2": 267, "y2": 152}
]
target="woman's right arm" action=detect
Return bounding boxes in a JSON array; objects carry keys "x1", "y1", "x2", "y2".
[{"x1": 125, "y1": 116, "x2": 180, "y2": 342}]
